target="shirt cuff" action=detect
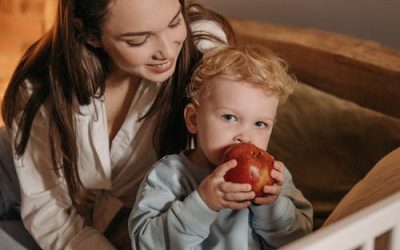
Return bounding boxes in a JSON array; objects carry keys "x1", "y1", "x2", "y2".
[
  {"x1": 92, "y1": 194, "x2": 124, "y2": 233},
  {"x1": 175, "y1": 191, "x2": 218, "y2": 236},
  {"x1": 65, "y1": 227, "x2": 116, "y2": 250},
  {"x1": 250, "y1": 196, "x2": 295, "y2": 231}
]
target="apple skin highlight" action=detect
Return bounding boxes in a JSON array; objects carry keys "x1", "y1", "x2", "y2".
[{"x1": 222, "y1": 143, "x2": 275, "y2": 197}]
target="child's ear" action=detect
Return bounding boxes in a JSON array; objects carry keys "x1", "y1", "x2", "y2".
[{"x1": 184, "y1": 103, "x2": 198, "y2": 134}]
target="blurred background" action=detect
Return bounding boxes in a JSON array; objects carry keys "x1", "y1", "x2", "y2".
[
  {"x1": 1, "y1": 0, "x2": 399, "y2": 126},
  {"x1": 0, "y1": 0, "x2": 55, "y2": 126},
  {"x1": 197, "y1": 0, "x2": 400, "y2": 49}
]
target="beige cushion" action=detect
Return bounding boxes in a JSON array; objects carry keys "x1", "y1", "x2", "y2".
[
  {"x1": 322, "y1": 147, "x2": 400, "y2": 249},
  {"x1": 268, "y1": 83, "x2": 400, "y2": 229},
  {"x1": 324, "y1": 147, "x2": 400, "y2": 224}
]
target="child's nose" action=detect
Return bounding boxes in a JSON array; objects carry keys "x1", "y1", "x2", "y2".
[{"x1": 233, "y1": 133, "x2": 251, "y2": 144}]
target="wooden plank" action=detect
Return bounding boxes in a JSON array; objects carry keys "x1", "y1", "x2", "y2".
[
  {"x1": 281, "y1": 192, "x2": 400, "y2": 250},
  {"x1": 0, "y1": 0, "x2": 44, "y2": 16},
  {"x1": 230, "y1": 18, "x2": 400, "y2": 118},
  {"x1": 0, "y1": 14, "x2": 43, "y2": 41}
]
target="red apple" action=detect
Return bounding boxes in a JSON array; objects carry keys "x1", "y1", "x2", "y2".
[{"x1": 222, "y1": 143, "x2": 274, "y2": 197}]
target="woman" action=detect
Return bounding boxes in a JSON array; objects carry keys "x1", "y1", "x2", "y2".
[{"x1": 0, "y1": 0, "x2": 234, "y2": 249}]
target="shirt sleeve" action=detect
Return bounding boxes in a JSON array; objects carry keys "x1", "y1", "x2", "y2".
[
  {"x1": 129, "y1": 159, "x2": 218, "y2": 250},
  {"x1": 12, "y1": 101, "x2": 116, "y2": 250},
  {"x1": 249, "y1": 168, "x2": 313, "y2": 248}
]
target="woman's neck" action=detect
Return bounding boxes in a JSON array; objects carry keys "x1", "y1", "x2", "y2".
[
  {"x1": 105, "y1": 68, "x2": 141, "y2": 88},
  {"x1": 104, "y1": 73, "x2": 142, "y2": 142}
]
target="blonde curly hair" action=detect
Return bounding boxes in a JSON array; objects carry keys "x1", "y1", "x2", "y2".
[{"x1": 187, "y1": 45, "x2": 296, "y2": 104}]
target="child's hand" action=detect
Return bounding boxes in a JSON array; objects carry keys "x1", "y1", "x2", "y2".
[
  {"x1": 197, "y1": 160, "x2": 255, "y2": 211},
  {"x1": 253, "y1": 161, "x2": 285, "y2": 205}
]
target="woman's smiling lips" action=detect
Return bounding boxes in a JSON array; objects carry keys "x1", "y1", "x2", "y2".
[{"x1": 147, "y1": 59, "x2": 173, "y2": 73}]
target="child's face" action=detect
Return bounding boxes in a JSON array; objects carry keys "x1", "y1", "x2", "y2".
[{"x1": 185, "y1": 76, "x2": 279, "y2": 168}]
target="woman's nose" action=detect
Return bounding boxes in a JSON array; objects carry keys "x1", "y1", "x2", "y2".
[{"x1": 154, "y1": 34, "x2": 175, "y2": 60}]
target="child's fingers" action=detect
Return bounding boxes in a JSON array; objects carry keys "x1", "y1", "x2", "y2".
[
  {"x1": 223, "y1": 190, "x2": 255, "y2": 202},
  {"x1": 270, "y1": 169, "x2": 284, "y2": 185},
  {"x1": 252, "y1": 185, "x2": 281, "y2": 205},
  {"x1": 272, "y1": 161, "x2": 285, "y2": 185},
  {"x1": 220, "y1": 182, "x2": 252, "y2": 193},
  {"x1": 263, "y1": 185, "x2": 281, "y2": 195},
  {"x1": 213, "y1": 159, "x2": 237, "y2": 178},
  {"x1": 273, "y1": 161, "x2": 285, "y2": 173}
]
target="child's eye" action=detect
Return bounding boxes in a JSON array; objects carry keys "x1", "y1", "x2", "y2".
[
  {"x1": 222, "y1": 114, "x2": 237, "y2": 122},
  {"x1": 255, "y1": 121, "x2": 269, "y2": 128}
]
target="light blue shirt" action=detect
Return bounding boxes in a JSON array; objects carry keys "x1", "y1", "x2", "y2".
[{"x1": 129, "y1": 152, "x2": 313, "y2": 249}]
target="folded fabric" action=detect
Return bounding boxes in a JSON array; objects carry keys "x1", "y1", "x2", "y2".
[{"x1": 323, "y1": 147, "x2": 400, "y2": 249}]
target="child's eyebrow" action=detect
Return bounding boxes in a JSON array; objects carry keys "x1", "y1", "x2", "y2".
[{"x1": 119, "y1": 6, "x2": 182, "y2": 38}]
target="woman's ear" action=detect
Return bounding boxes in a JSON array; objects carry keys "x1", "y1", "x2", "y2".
[
  {"x1": 86, "y1": 35, "x2": 101, "y2": 48},
  {"x1": 184, "y1": 103, "x2": 198, "y2": 134},
  {"x1": 74, "y1": 18, "x2": 102, "y2": 48}
]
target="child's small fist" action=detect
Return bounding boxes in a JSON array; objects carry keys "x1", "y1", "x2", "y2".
[
  {"x1": 197, "y1": 160, "x2": 255, "y2": 211},
  {"x1": 252, "y1": 161, "x2": 285, "y2": 205}
]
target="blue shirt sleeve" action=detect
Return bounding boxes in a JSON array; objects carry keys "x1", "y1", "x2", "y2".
[
  {"x1": 249, "y1": 168, "x2": 313, "y2": 248},
  {"x1": 129, "y1": 156, "x2": 218, "y2": 250}
]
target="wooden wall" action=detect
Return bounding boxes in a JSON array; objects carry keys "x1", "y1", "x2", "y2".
[{"x1": 0, "y1": 0, "x2": 55, "y2": 126}]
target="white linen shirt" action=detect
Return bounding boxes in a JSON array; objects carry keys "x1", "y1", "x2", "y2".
[
  {"x1": 13, "y1": 79, "x2": 160, "y2": 250},
  {"x1": 11, "y1": 19, "x2": 227, "y2": 250}
]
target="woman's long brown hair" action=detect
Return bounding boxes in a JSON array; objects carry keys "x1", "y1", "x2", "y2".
[
  {"x1": 1, "y1": 0, "x2": 235, "y2": 212},
  {"x1": 147, "y1": 2, "x2": 236, "y2": 157}
]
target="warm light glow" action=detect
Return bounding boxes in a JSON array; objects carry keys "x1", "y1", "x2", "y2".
[{"x1": 0, "y1": 0, "x2": 55, "y2": 126}]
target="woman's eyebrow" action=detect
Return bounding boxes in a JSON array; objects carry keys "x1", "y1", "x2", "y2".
[
  {"x1": 169, "y1": 5, "x2": 182, "y2": 24},
  {"x1": 119, "y1": 6, "x2": 182, "y2": 38}
]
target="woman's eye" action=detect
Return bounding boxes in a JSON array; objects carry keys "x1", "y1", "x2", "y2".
[
  {"x1": 126, "y1": 36, "x2": 149, "y2": 47},
  {"x1": 255, "y1": 121, "x2": 269, "y2": 128},
  {"x1": 222, "y1": 114, "x2": 237, "y2": 122},
  {"x1": 169, "y1": 17, "x2": 182, "y2": 28}
]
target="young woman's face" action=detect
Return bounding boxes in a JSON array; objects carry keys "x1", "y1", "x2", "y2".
[
  {"x1": 185, "y1": 76, "x2": 279, "y2": 168},
  {"x1": 100, "y1": 0, "x2": 187, "y2": 83}
]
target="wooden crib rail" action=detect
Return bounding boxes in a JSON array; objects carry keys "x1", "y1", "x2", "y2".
[
  {"x1": 229, "y1": 18, "x2": 400, "y2": 118},
  {"x1": 281, "y1": 191, "x2": 400, "y2": 250}
]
